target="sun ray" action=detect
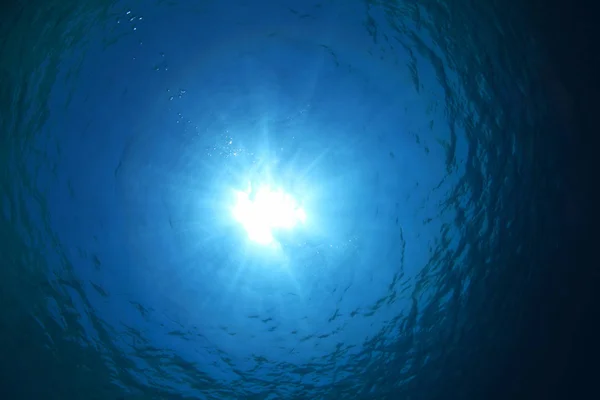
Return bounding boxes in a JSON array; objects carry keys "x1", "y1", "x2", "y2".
[{"x1": 231, "y1": 183, "x2": 307, "y2": 246}]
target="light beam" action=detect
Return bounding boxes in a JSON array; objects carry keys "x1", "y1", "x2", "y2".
[{"x1": 232, "y1": 183, "x2": 306, "y2": 245}]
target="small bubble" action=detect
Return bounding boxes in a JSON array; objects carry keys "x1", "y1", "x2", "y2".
[{"x1": 126, "y1": 10, "x2": 131, "y2": 14}]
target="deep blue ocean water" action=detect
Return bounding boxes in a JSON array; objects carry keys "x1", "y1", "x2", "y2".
[{"x1": 0, "y1": 0, "x2": 588, "y2": 399}]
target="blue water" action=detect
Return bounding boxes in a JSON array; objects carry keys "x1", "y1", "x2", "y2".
[{"x1": 0, "y1": 0, "x2": 574, "y2": 399}]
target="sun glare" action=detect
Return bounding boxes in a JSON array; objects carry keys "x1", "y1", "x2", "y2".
[{"x1": 232, "y1": 183, "x2": 306, "y2": 245}]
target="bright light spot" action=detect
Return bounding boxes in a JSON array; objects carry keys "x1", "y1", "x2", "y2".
[{"x1": 232, "y1": 183, "x2": 306, "y2": 245}]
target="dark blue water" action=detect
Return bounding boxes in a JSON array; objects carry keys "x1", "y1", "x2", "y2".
[{"x1": 0, "y1": 0, "x2": 590, "y2": 399}]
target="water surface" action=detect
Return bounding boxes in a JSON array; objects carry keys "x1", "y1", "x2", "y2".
[{"x1": 0, "y1": 0, "x2": 571, "y2": 398}]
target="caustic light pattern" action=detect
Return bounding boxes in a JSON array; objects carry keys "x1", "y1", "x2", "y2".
[{"x1": 232, "y1": 183, "x2": 306, "y2": 245}]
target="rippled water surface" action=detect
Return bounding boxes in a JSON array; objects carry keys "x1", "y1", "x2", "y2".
[{"x1": 0, "y1": 0, "x2": 572, "y2": 398}]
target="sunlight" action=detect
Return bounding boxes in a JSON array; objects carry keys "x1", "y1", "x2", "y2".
[{"x1": 232, "y1": 183, "x2": 306, "y2": 245}]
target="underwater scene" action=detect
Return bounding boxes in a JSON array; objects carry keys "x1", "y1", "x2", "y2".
[{"x1": 0, "y1": 0, "x2": 589, "y2": 399}]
